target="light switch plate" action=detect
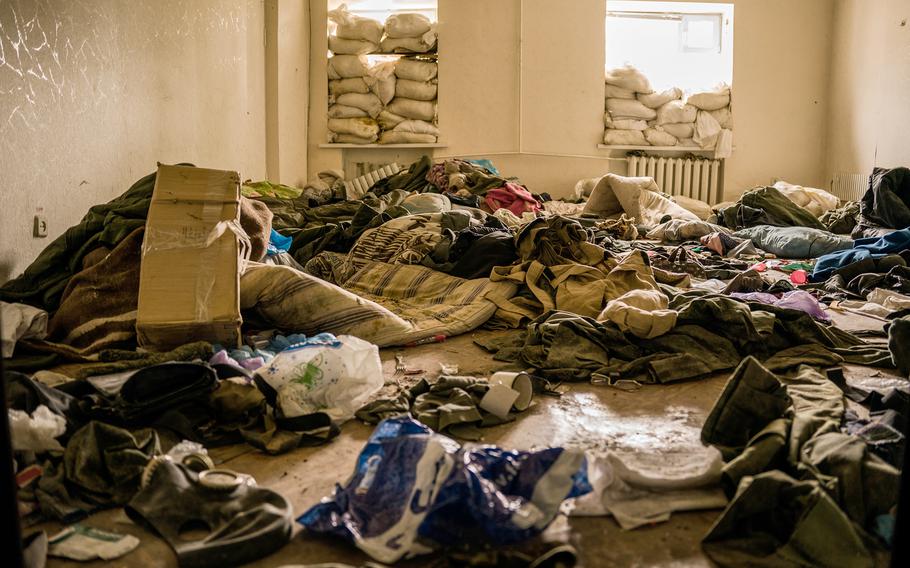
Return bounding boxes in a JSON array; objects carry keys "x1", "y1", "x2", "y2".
[{"x1": 33, "y1": 215, "x2": 48, "y2": 238}]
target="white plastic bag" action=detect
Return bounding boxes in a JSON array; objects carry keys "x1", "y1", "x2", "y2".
[
  {"x1": 9, "y1": 405, "x2": 66, "y2": 452},
  {"x1": 257, "y1": 335, "x2": 383, "y2": 422}
]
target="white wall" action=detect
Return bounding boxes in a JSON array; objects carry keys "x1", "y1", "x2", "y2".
[
  {"x1": 825, "y1": 0, "x2": 910, "y2": 185},
  {"x1": 0, "y1": 0, "x2": 268, "y2": 282},
  {"x1": 308, "y1": 0, "x2": 837, "y2": 200}
]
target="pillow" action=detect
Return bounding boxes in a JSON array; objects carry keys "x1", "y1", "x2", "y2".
[{"x1": 240, "y1": 264, "x2": 413, "y2": 347}]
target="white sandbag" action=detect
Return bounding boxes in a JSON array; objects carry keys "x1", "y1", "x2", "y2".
[
  {"x1": 656, "y1": 100, "x2": 697, "y2": 124},
  {"x1": 709, "y1": 106, "x2": 733, "y2": 128},
  {"x1": 328, "y1": 4, "x2": 383, "y2": 44},
  {"x1": 393, "y1": 119, "x2": 439, "y2": 136},
  {"x1": 584, "y1": 173, "x2": 659, "y2": 220},
  {"x1": 328, "y1": 54, "x2": 368, "y2": 79},
  {"x1": 363, "y1": 61, "x2": 396, "y2": 105},
  {"x1": 678, "y1": 137, "x2": 696, "y2": 147},
  {"x1": 386, "y1": 98, "x2": 436, "y2": 121},
  {"x1": 381, "y1": 35, "x2": 436, "y2": 53},
  {"x1": 715, "y1": 128, "x2": 733, "y2": 159},
  {"x1": 335, "y1": 92, "x2": 383, "y2": 118},
  {"x1": 605, "y1": 84, "x2": 636, "y2": 99},
  {"x1": 395, "y1": 79, "x2": 437, "y2": 101},
  {"x1": 644, "y1": 127, "x2": 678, "y2": 146},
  {"x1": 329, "y1": 78, "x2": 370, "y2": 96},
  {"x1": 693, "y1": 110, "x2": 721, "y2": 148},
  {"x1": 771, "y1": 180, "x2": 839, "y2": 216},
  {"x1": 606, "y1": 98, "x2": 657, "y2": 120},
  {"x1": 660, "y1": 123, "x2": 695, "y2": 139},
  {"x1": 328, "y1": 117, "x2": 380, "y2": 139},
  {"x1": 603, "y1": 129, "x2": 647, "y2": 146},
  {"x1": 379, "y1": 131, "x2": 437, "y2": 144},
  {"x1": 328, "y1": 104, "x2": 369, "y2": 118},
  {"x1": 395, "y1": 58, "x2": 437, "y2": 81},
  {"x1": 637, "y1": 87, "x2": 683, "y2": 109},
  {"x1": 378, "y1": 109, "x2": 407, "y2": 129},
  {"x1": 328, "y1": 36, "x2": 378, "y2": 55},
  {"x1": 604, "y1": 65, "x2": 653, "y2": 93},
  {"x1": 329, "y1": 132, "x2": 377, "y2": 144},
  {"x1": 385, "y1": 13, "x2": 433, "y2": 38},
  {"x1": 688, "y1": 84, "x2": 731, "y2": 111},
  {"x1": 638, "y1": 190, "x2": 701, "y2": 227},
  {"x1": 672, "y1": 195, "x2": 714, "y2": 220},
  {"x1": 604, "y1": 115, "x2": 648, "y2": 131}
]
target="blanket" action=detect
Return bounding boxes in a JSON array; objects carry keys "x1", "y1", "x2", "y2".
[
  {"x1": 854, "y1": 166, "x2": 910, "y2": 238},
  {"x1": 46, "y1": 227, "x2": 145, "y2": 354}
]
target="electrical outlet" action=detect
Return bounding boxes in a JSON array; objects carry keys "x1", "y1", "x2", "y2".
[{"x1": 33, "y1": 215, "x2": 48, "y2": 238}]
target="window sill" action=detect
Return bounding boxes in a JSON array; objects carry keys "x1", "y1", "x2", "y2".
[
  {"x1": 319, "y1": 143, "x2": 447, "y2": 149},
  {"x1": 598, "y1": 144, "x2": 726, "y2": 158}
]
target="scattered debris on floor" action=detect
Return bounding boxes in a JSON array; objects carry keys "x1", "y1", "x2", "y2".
[{"x1": 2, "y1": 157, "x2": 908, "y2": 566}]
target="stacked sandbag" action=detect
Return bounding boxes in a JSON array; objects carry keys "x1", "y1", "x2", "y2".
[
  {"x1": 381, "y1": 12, "x2": 437, "y2": 54},
  {"x1": 688, "y1": 83, "x2": 733, "y2": 154},
  {"x1": 603, "y1": 65, "x2": 654, "y2": 146},
  {"x1": 326, "y1": 7, "x2": 438, "y2": 145},
  {"x1": 384, "y1": 56, "x2": 438, "y2": 144},
  {"x1": 603, "y1": 66, "x2": 734, "y2": 151}
]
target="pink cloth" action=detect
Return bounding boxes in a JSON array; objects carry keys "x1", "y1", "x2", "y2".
[{"x1": 484, "y1": 183, "x2": 541, "y2": 215}]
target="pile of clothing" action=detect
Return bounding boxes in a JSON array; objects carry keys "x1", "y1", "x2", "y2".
[
  {"x1": 326, "y1": 5, "x2": 438, "y2": 144},
  {"x1": 2, "y1": 154, "x2": 908, "y2": 567},
  {"x1": 603, "y1": 65, "x2": 733, "y2": 155}
]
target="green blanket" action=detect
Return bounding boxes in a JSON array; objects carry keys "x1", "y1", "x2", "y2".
[{"x1": 0, "y1": 170, "x2": 158, "y2": 312}]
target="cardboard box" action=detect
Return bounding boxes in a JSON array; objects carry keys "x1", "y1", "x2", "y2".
[{"x1": 136, "y1": 164, "x2": 242, "y2": 350}]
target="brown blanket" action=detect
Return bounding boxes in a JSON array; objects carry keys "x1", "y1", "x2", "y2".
[{"x1": 47, "y1": 227, "x2": 144, "y2": 354}]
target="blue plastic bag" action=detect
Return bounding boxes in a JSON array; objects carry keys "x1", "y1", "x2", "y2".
[{"x1": 298, "y1": 417, "x2": 590, "y2": 563}]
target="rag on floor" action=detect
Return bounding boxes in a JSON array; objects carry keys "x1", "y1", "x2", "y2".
[
  {"x1": 853, "y1": 166, "x2": 910, "y2": 238},
  {"x1": 483, "y1": 182, "x2": 541, "y2": 216},
  {"x1": 700, "y1": 357, "x2": 899, "y2": 567},
  {"x1": 717, "y1": 186, "x2": 825, "y2": 231},
  {"x1": 810, "y1": 227, "x2": 910, "y2": 282},
  {"x1": 1, "y1": 301, "x2": 48, "y2": 358}
]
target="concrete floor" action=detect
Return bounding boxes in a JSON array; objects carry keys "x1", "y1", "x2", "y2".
[{"x1": 37, "y1": 308, "x2": 901, "y2": 567}]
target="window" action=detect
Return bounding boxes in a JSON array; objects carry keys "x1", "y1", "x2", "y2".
[
  {"x1": 329, "y1": 0, "x2": 436, "y2": 24},
  {"x1": 606, "y1": 1, "x2": 733, "y2": 92},
  {"x1": 325, "y1": 1, "x2": 440, "y2": 146}
]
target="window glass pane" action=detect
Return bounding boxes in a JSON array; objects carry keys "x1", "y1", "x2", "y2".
[{"x1": 606, "y1": 1, "x2": 733, "y2": 92}]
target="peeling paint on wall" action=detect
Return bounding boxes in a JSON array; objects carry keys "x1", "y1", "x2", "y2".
[{"x1": 0, "y1": 0, "x2": 266, "y2": 282}]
